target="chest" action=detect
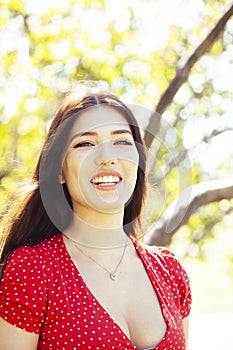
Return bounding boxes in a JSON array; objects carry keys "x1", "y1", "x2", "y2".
[
  {"x1": 96, "y1": 267, "x2": 167, "y2": 349},
  {"x1": 64, "y1": 251, "x2": 168, "y2": 349},
  {"x1": 40, "y1": 247, "x2": 185, "y2": 350}
]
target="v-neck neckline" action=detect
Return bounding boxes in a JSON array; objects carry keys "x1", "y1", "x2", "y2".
[{"x1": 59, "y1": 233, "x2": 170, "y2": 350}]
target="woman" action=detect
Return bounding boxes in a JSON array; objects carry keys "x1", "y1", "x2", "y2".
[{"x1": 0, "y1": 87, "x2": 191, "y2": 350}]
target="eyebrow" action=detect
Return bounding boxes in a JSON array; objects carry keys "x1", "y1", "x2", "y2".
[{"x1": 70, "y1": 129, "x2": 133, "y2": 143}]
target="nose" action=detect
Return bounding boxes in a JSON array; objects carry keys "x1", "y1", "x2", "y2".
[
  {"x1": 100, "y1": 158, "x2": 118, "y2": 166},
  {"x1": 94, "y1": 142, "x2": 118, "y2": 166}
]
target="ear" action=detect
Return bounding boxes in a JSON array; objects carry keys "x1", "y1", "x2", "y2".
[{"x1": 59, "y1": 174, "x2": 65, "y2": 184}]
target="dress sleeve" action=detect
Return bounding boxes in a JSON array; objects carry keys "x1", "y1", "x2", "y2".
[
  {"x1": 157, "y1": 247, "x2": 192, "y2": 319},
  {"x1": 0, "y1": 246, "x2": 47, "y2": 334}
]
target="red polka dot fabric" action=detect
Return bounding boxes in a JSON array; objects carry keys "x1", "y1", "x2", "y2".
[{"x1": 0, "y1": 234, "x2": 191, "y2": 349}]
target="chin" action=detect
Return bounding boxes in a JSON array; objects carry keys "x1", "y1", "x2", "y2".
[
  {"x1": 89, "y1": 200, "x2": 125, "y2": 214},
  {"x1": 81, "y1": 184, "x2": 135, "y2": 214},
  {"x1": 86, "y1": 194, "x2": 132, "y2": 214}
]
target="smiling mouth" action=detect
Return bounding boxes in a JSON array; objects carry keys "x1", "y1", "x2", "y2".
[{"x1": 90, "y1": 175, "x2": 122, "y2": 187}]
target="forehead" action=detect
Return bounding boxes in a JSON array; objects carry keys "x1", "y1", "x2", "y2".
[{"x1": 70, "y1": 105, "x2": 132, "y2": 135}]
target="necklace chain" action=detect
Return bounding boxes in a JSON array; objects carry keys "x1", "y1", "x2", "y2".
[
  {"x1": 63, "y1": 232, "x2": 132, "y2": 250},
  {"x1": 64, "y1": 234, "x2": 128, "y2": 281}
]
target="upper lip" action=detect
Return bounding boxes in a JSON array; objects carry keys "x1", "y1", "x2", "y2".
[{"x1": 90, "y1": 170, "x2": 122, "y2": 184}]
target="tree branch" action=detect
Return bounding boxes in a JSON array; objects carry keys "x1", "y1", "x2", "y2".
[
  {"x1": 144, "y1": 177, "x2": 233, "y2": 246},
  {"x1": 192, "y1": 206, "x2": 233, "y2": 244},
  {"x1": 150, "y1": 148, "x2": 187, "y2": 186},
  {"x1": 144, "y1": 3, "x2": 233, "y2": 148},
  {"x1": 0, "y1": 171, "x2": 10, "y2": 183},
  {"x1": 149, "y1": 127, "x2": 233, "y2": 186},
  {"x1": 182, "y1": 206, "x2": 233, "y2": 258}
]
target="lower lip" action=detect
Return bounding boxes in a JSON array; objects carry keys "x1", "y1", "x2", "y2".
[{"x1": 91, "y1": 181, "x2": 122, "y2": 191}]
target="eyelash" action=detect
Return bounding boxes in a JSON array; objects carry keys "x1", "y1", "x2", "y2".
[
  {"x1": 114, "y1": 139, "x2": 133, "y2": 146},
  {"x1": 73, "y1": 139, "x2": 133, "y2": 148},
  {"x1": 74, "y1": 141, "x2": 94, "y2": 148}
]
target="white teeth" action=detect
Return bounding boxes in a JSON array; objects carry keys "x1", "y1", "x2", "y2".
[{"x1": 91, "y1": 176, "x2": 121, "y2": 184}]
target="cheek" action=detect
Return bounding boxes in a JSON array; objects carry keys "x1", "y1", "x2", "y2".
[
  {"x1": 120, "y1": 145, "x2": 139, "y2": 164},
  {"x1": 129, "y1": 163, "x2": 139, "y2": 185},
  {"x1": 126, "y1": 149, "x2": 139, "y2": 176},
  {"x1": 123, "y1": 158, "x2": 139, "y2": 187},
  {"x1": 62, "y1": 153, "x2": 81, "y2": 185}
]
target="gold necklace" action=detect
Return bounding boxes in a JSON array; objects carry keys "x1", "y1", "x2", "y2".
[
  {"x1": 66, "y1": 235, "x2": 128, "y2": 281},
  {"x1": 63, "y1": 232, "x2": 132, "y2": 250}
]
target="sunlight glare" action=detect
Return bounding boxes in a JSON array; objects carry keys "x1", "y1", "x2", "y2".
[{"x1": 25, "y1": 0, "x2": 69, "y2": 15}]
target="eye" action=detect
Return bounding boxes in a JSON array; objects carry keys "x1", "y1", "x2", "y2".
[
  {"x1": 114, "y1": 139, "x2": 133, "y2": 146},
  {"x1": 73, "y1": 141, "x2": 95, "y2": 148}
]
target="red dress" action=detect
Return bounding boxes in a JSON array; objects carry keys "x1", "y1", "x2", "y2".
[{"x1": 0, "y1": 233, "x2": 191, "y2": 349}]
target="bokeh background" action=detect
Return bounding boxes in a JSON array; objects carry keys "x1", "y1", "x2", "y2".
[{"x1": 1, "y1": 0, "x2": 233, "y2": 348}]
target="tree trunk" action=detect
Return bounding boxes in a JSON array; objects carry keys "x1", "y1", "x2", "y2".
[
  {"x1": 145, "y1": 177, "x2": 233, "y2": 246},
  {"x1": 143, "y1": 4, "x2": 233, "y2": 148}
]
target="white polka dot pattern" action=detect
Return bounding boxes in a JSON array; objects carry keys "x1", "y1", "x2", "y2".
[{"x1": 0, "y1": 234, "x2": 191, "y2": 349}]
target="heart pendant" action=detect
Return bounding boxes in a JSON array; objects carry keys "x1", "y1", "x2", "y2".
[{"x1": 110, "y1": 273, "x2": 117, "y2": 280}]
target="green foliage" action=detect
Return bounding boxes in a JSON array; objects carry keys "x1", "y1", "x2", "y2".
[{"x1": 1, "y1": 0, "x2": 233, "y2": 255}]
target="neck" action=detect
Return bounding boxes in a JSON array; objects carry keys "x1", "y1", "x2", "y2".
[{"x1": 64, "y1": 208, "x2": 128, "y2": 248}]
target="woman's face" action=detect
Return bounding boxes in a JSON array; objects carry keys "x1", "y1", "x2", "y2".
[{"x1": 61, "y1": 105, "x2": 139, "y2": 216}]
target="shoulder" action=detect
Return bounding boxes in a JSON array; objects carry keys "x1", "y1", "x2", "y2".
[
  {"x1": 2, "y1": 234, "x2": 62, "y2": 280},
  {"x1": 134, "y1": 239, "x2": 180, "y2": 266},
  {"x1": 0, "y1": 236, "x2": 63, "y2": 333},
  {"x1": 137, "y1": 241, "x2": 189, "y2": 282},
  {"x1": 134, "y1": 240, "x2": 192, "y2": 317}
]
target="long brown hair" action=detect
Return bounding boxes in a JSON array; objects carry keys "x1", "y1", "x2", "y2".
[{"x1": 0, "y1": 88, "x2": 148, "y2": 268}]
